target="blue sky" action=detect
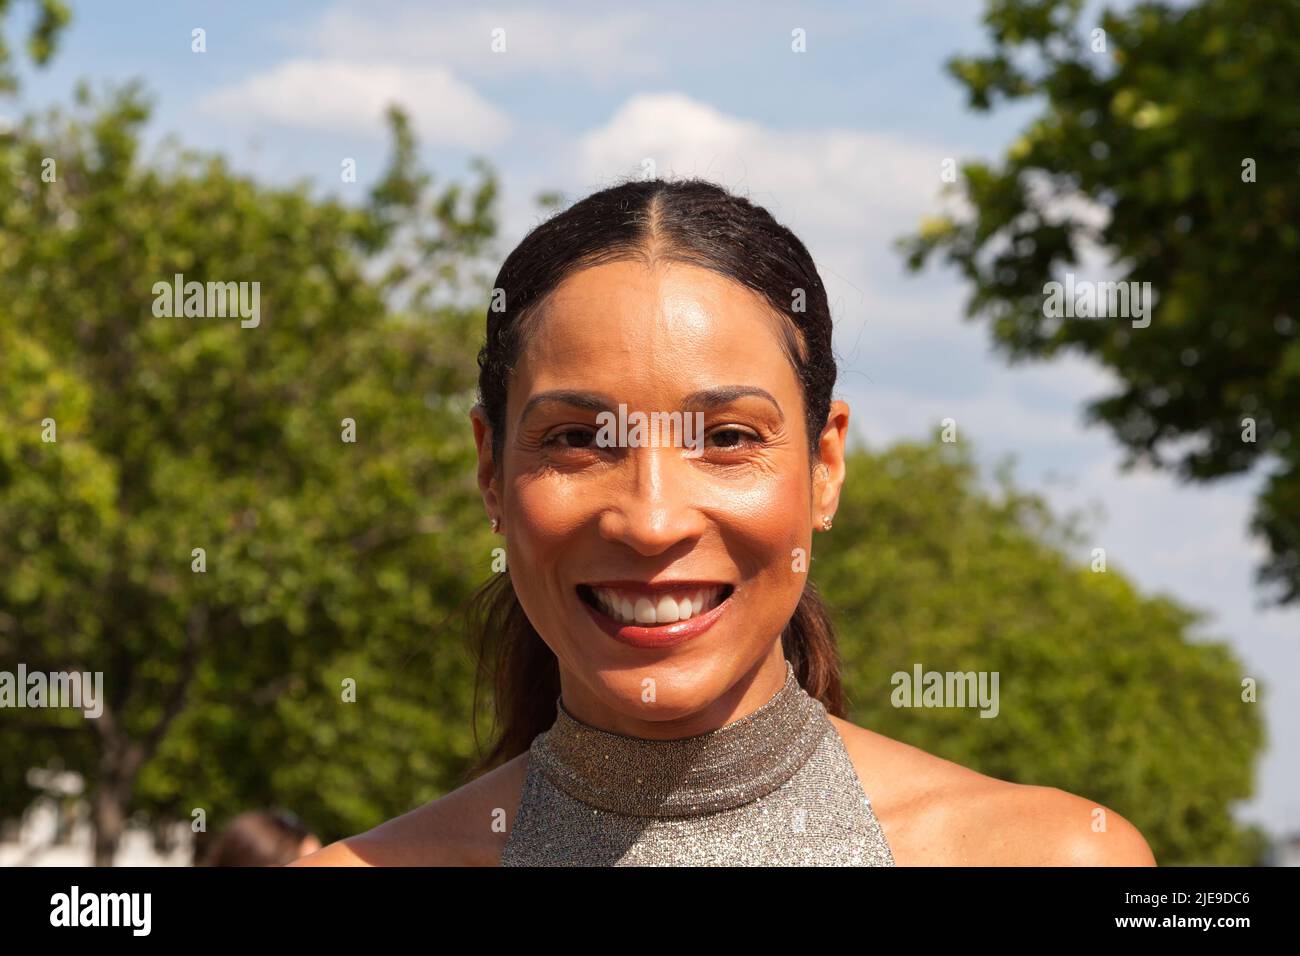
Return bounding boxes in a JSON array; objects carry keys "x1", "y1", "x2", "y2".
[{"x1": 12, "y1": 0, "x2": 1298, "y2": 840}]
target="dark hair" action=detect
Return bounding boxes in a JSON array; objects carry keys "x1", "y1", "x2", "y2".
[
  {"x1": 197, "y1": 809, "x2": 313, "y2": 867},
  {"x1": 467, "y1": 178, "x2": 843, "y2": 776}
]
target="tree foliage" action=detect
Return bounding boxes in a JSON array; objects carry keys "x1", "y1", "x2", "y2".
[
  {"x1": 900, "y1": 0, "x2": 1300, "y2": 605},
  {"x1": 0, "y1": 82, "x2": 499, "y2": 862},
  {"x1": 0, "y1": 0, "x2": 68, "y2": 92}
]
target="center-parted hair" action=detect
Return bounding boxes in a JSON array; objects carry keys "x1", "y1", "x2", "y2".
[{"x1": 467, "y1": 178, "x2": 844, "y2": 776}]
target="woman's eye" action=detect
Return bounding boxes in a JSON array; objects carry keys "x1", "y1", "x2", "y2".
[
  {"x1": 540, "y1": 425, "x2": 759, "y2": 453},
  {"x1": 708, "y1": 426, "x2": 759, "y2": 450},
  {"x1": 543, "y1": 428, "x2": 597, "y2": 449}
]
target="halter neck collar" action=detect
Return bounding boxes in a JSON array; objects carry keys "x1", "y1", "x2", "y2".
[{"x1": 531, "y1": 660, "x2": 829, "y2": 817}]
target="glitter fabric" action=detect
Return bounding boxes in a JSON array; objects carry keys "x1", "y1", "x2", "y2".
[{"x1": 500, "y1": 660, "x2": 896, "y2": 866}]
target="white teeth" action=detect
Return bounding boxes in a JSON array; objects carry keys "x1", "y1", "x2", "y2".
[
  {"x1": 589, "y1": 585, "x2": 727, "y2": 626},
  {"x1": 656, "y1": 595, "x2": 680, "y2": 623},
  {"x1": 634, "y1": 597, "x2": 656, "y2": 624}
]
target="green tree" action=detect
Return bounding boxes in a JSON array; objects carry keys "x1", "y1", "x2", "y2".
[
  {"x1": 820, "y1": 438, "x2": 1266, "y2": 865},
  {"x1": 900, "y1": 0, "x2": 1300, "y2": 605},
  {"x1": 0, "y1": 83, "x2": 500, "y2": 863},
  {"x1": 0, "y1": 0, "x2": 68, "y2": 92}
]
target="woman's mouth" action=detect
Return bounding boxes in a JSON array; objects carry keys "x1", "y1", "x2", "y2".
[
  {"x1": 576, "y1": 582, "x2": 735, "y2": 648},
  {"x1": 579, "y1": 583, "x2": 730, "y2": 625}
]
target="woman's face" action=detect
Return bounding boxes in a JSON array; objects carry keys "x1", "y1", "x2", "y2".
[{"x1": 472, "y1": 259, "x2": 849, "y2": 737}]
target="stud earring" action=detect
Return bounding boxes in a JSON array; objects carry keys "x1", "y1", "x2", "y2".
[
  {"x1": 821, "y1": 515, "x2": 833, "y2": 531},
  {"x1": 490, "y1": 517, "x2": 500, "y2": 533}
]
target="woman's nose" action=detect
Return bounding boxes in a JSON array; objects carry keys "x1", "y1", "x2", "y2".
[{"x1": 597, "y1": 446, "x2": 706, "y2": 556}]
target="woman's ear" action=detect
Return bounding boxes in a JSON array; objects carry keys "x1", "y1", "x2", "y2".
[
  {"x1": 812, "y1": 400, "x2": 850, "y2": 526},
  {"x1": 470, "y1": 404, "x2": 502, "y2": 518}
]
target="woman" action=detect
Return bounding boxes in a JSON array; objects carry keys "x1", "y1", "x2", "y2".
[{"x1": 294, "y1": 178, "x2": 1156, "y2": 866}]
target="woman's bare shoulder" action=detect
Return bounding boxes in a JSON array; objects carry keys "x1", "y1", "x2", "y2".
[
  {"x1": 826, "y1": 715, "x2": 1156, "y2": 867},
  {"x1": 288, "y1": 752, "x2": 530, "y2": 867}
]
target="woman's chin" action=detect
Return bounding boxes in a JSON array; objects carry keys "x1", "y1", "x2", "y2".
[{"x1": 568, "y1": 659, "x2": 744, "y2": 724}]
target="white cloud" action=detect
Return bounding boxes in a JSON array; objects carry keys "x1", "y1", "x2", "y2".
[
  {"x1": 198, "y1": 58, "x2": 511, "y2": 148},
  {"x1": 575, "y1": 93, "x2": 964, "y2": 253}
]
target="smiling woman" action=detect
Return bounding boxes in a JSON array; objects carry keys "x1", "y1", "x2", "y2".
[{"x1": 291, "y1": 178, "x2": 1156, "y2": 868}]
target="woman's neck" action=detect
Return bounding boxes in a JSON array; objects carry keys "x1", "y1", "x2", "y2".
[{"x1": 535, "y1": 654, "x2": 828, "y2": 817}]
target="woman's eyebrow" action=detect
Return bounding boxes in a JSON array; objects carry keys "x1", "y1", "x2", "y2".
[
  {"x1": 518, "y1": 390, "x2": 615, "y2": 428},
  {"x1": 680, "y1": 386, "x2": 784, "y2": 421},
  {"x1": 518, "y1": 385, "x2": 784, "y2": 428}
]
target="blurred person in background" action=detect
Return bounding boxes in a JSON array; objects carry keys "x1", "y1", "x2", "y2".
[{"x1": 198, "y1": 810, "x2": 320, "y2": 867}]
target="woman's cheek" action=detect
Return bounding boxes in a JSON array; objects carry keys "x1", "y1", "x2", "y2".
[
  {"x1": 511, "y1": 472, "x2": 593, "y2": 550},
  {"x1": 505, "y1": 481, "x2": 577, "y2": 631},
  {"x1": 708, "y1": 468, "x2": 807, "y2": 559}
]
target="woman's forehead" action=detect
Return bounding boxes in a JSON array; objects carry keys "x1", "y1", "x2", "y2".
[{"x1": 518, "y1": 260, "x2": 797, "y2": 381}]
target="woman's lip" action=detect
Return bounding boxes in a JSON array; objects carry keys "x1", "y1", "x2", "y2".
[
  {"x1": 581, "y1": 580, "x2": 730, "y2": 597},
  {"x1": 580, "y1": 587, "x2": 733, "y2": 649}
]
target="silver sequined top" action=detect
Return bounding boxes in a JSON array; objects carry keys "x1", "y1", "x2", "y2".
[{"x1": 500, "y1": 660, "x2": 896, "y2": 866}]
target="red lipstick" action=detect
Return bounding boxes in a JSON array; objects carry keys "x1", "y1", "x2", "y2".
[{"x1": 578, "y1": 584, "x2": 733, "y2": 650}]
